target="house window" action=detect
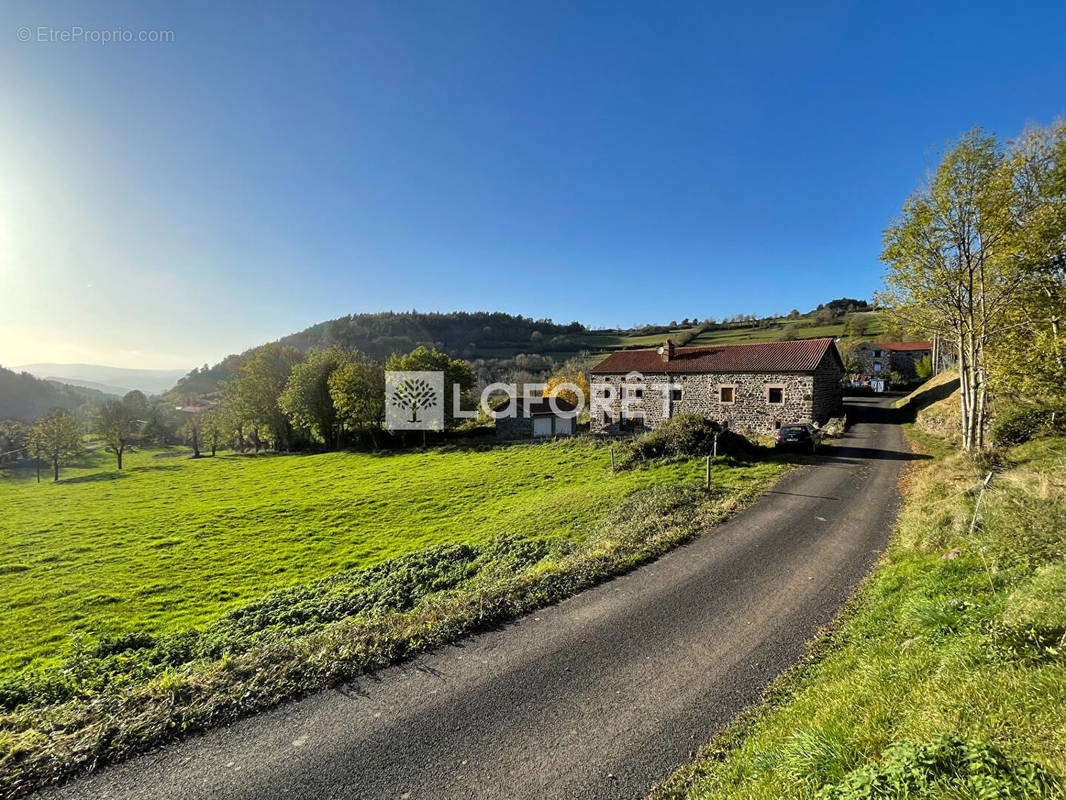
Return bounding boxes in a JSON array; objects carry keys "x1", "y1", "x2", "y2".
[
  {"x1": 602, "y1": 411, "x2": 611, "y2": 424},
  {"x1": 670, "y1": 388, "x2": 682, "y2": 402},
  {"x1": 719, "y1": 385, "x2": 735, "y2": 404},
  {"x1": 625, "y1": 386, "x2": 643, "y2": 399},
  {"x1": 767, "y1": 386, "x2": 784, "y2": 404},
  {"x1": 873, "y1": 350, "x2": 883, "y2": 358},
  {"x1": 873, "y1": 362, "x2": 882, "y2": 373}
]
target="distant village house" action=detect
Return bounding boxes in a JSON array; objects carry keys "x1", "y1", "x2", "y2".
[
  {"x1": 849, "y1": 341, "x2": 932, "y2": 379},
  {"x1": 588, "y1": 338, "x2": 844, "y2": 436}
]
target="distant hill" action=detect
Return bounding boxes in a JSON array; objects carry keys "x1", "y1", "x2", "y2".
[
  {"x1": 165, "y1": 302, "x2": 884, "y2": 401},
  {"x1": 0, "y1": 366, "x2": 116, "y2": 423},
  {"x1": 168, "y1": 311, "x2": 590, "y2": 399},
  {"x1": 15, "y1": 364, "x2": 188, "y2": 396}
]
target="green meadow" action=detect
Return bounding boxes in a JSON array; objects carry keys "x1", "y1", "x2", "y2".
[{"x1": 0, "y1": 439, "x2": 767, "y2": 676}]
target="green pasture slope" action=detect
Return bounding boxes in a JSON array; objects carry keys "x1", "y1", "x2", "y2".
[
  {"x1": 574, "y1": 311, "x2": 887, "y2": 356},
  {"x1": 688, "y1": 312, "x2": 886, "y2": 347},
  {"x1": 0, "y1": 440, "x2": 775, "y2": 676}
]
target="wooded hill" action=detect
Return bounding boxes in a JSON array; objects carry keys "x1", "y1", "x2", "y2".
[
  {"x1": 167, "y1": 302, "x2": 882, "y2": 401},
  {"x1": 0, "y1": 366, "x2": 115, "y2": 423}
]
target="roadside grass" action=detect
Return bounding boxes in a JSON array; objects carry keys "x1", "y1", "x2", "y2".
[
  {"x1": 0, "y1": 437, "x2": 788, "y2": 798},
  {"x1": 649, "y1": 430, "x2": 1066, "y2": 799}
]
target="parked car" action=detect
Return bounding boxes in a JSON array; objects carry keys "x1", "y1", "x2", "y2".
[{"x1": 774, "y1": 423, "x2": 823, "y2": 453}]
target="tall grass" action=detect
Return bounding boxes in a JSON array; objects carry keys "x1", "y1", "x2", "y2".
[{"x1": 650, "y1": 432, "x2": 1066, "y2": 799}]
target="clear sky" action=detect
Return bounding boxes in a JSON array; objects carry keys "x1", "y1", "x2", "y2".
[{"x1": 2, "y1": 1, "x2": 1064, "y2": 369}]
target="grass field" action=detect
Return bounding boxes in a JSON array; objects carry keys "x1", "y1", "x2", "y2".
[
  {"x1": 651, "y1": 423, "x2": 1066, "y2": 798},
  {"x1": 1, "y1": 436, "x2": 789, "y2": 797},
  {"x1": 0, "y1": 439, "x2": 774, "y2": 676}
]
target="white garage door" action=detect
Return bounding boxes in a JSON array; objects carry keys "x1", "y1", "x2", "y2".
[
  {"x1": 554, "y1": 417, "x2": 574, "y2": 436},
  {"x1": 533, "y1": 417, "x2": 553, "y2": 437}
]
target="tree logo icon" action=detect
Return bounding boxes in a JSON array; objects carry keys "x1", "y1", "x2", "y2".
[
  {"x1": 385, "y1": 371, "x2": 445, "y2": 431},
  {"x1": 392, "y1": 377, "x2": 438, "y2": 423}
]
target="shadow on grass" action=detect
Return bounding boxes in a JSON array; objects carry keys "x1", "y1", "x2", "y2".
[
  {"x1": 57, "y1": 464, "x2": 184, "y2": 485},
  {"x1": 55, "y1": 471, "x2": 128, "y2": 485},
  {"x1": 895, "y1": 377, "x2": 960, "y2": 422}
]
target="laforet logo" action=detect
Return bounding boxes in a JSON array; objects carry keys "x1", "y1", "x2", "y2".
[{"x1": 385, "y1": 371, "x2": 445, "y2": 431}]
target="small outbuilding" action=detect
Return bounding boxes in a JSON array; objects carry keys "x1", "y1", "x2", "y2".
[{"x1": 494, "y1": 397, "x2": 577, "y2": 439}]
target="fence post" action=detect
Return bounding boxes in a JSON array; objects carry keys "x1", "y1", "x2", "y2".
[
  {"x1": 713, "y1": 432, "x2": 718, "y2": 458},
  {"x1": 705, "y1": 454, "x2": 711, "y2": 491}
]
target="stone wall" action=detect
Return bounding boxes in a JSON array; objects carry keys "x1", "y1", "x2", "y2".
[
  {"x1": 888, "y1": 349, "x2": 929, "y2": 377},
  {"x1": 811, "y1": 355, "x2": 845, "y2": 421},
  {"x1": 495, "y1": 415, "x2": 535, "y2": 438},
  {"x1": 589, "y1": 353, "x2": 843, "y2": 436},
  {"x1": 589, "y1": 371, "x2": 814, "y2": 435},
  {"x1": 850, "y1": 342, "x2": 891, "y2": 376}
]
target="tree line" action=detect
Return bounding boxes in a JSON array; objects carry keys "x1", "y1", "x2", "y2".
[
  {"x1": 188, "y1": 343, "x2": 476, "y2": 455},
  {"x1": 2, "y1": 343, "x2": 597, "y2": 480},
  {"x1": 880, "y1": 120, "x2": 1065, "y2": 451}
]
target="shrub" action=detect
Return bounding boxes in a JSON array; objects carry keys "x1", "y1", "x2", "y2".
[
  {"x1": 623, "y1": 413, "x2": 750, "y2": 465},
  {"x1": 991, "y1": 403, "x2": 1066, "y2": 447},
  {"x1": 914, "y1": 355, "x2": 932, "y2": 379},
  {"x1": 816, "y1": 733, "x2": 1061, "y2": 799}
]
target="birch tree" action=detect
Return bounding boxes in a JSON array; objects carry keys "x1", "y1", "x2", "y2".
[
  {"x1": 987, "y1": 120, "x2": 1066, "y2": 400},
  {"x1": 881, "y1": 129, "x2": 1024, "y2": 451}
]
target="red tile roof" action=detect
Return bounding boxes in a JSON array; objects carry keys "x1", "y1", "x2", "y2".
[
  {"x1": 590, "y1": 338, "x2": 840, "y2": 374},
  {"x1": 880, "y1": 341, "x2": 932, "y2": 352}
]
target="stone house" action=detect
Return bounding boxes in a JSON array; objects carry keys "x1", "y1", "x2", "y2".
[
  {"x1": 850, "y1": 341, "x2": 932, "y2": 379},
  {"x1": 588, "y1": 338, "x2": 844, "y2": 436},
  {"x1": 494, "y1": 396, "x2": 577, "y2": 439}
]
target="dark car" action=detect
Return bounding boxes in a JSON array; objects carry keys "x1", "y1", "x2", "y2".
[{"x1": 774, "y1": 423, "x2": 822, "y2": 452}]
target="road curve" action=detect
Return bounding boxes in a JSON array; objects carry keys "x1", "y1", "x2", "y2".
[{"x1": 38, "y1": 397, "x2": 914, "y2": 800}]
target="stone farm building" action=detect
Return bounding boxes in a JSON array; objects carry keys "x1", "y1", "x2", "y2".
[
  {"x1": 588, "y1": 338, "x2": 844, "y2": 436},
  {"x1": 850, "y1": 341, "x2": 932, "y2": 379}
]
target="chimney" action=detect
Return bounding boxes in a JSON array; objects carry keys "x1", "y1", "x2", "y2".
[{"x1": 661, "y1": 338, "x2": 675, "y2": 362}]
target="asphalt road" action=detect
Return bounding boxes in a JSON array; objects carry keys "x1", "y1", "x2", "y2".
[{"x1": 39, "y1": 397, "x2": 913, "y2": 800}]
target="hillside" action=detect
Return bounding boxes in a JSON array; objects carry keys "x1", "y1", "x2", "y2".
[
  {"x1": 166, "y1": 303, "x2": 887, "y2": 401},
  {"x1": 689, "y1": 310, "x2": 886, "y2": 346},
  {"x1": 0, "y1": 366, "x2": 115, "y2": 422}
]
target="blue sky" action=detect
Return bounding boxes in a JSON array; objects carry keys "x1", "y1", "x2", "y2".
[{"x1": 1, "y1": 1, "x2": 1064, "y2": 369}]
